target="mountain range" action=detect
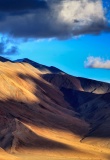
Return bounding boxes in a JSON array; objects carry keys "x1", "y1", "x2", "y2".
[{"x1": 0, "y1": 56, "x2": 110, "y2": 160}]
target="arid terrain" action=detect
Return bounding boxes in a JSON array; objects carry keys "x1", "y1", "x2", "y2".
[{"x1": 0, "y1": 56, "x2": 110, "y2": 160}]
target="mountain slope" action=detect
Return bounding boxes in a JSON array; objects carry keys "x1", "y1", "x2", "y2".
[
  {"x1": 42, "y1": 72, "x2": 110, "y2": 147},
  {"x1": 0, "y1": 61, "x2": 89, "y2": 157},
  {"x1": 0, "y1": 57, "x2": 110, "y2": 159},
  {"x1": 14, "y1": 58, "x2": 64, "y2": 74},
  {"x1": 42, "y1": 73, "x2": 110, "y2": 94}
]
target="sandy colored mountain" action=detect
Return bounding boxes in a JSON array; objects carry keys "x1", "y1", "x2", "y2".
[{"x1": 0, "y1": 57, "x2": 110, "y2": 160}]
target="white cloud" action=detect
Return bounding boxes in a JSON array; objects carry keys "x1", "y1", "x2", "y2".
[
  {"x1": 85, "y1": 56, "x2": 110, "y2": 69},
  {"x1": 0, "y1": 0, "x2": 108, "y2": 39}
]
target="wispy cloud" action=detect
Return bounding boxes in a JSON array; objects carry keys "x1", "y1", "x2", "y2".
[
  {"x1": 85, "y1": 56, "x2": 110, "y2": 69},
  {"x1": 0, "y1": 36, "x2": 19, "y2": 55}
]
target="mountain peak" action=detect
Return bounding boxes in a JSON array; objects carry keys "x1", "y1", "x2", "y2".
[
  {"x1": 0, "y1": 56, "x2": 11, "y2": 62},
  {"x1": 14, "y1": 58, "x2": 64, "y2": 74}
]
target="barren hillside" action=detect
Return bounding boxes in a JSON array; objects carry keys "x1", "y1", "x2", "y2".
[{"x1": 0, "y1": 57, "x2": 110, "y2": 160}]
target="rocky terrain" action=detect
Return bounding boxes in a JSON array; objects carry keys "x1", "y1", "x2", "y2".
[{"x1": 0, "y1": 56, "x2": 110, "y2": 160}]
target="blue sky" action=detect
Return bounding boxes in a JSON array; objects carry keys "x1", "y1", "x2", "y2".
[
  {"x1": 9, "y1": 32, "x2": 110, "y2": 83},
  {"x1": 0, "y1": 0, "x2": 110, "y2": 83}
]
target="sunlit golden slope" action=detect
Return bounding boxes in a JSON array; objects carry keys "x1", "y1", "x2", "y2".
[{"x1": 0, "y1": 60, "x2": 110, "y2": 160}]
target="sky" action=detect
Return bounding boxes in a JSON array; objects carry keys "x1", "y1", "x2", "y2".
[{"x1": 0, "y1": 0, "x2": 110, "y2": 83}]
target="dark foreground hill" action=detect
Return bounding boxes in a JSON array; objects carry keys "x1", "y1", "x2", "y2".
[{"x1": 0, "y1": 56, "x2": 110, "y2": 160}]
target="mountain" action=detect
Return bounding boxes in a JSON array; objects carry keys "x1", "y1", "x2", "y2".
[
  {"x1": 0, "y1": 56, "x2": 12, "y2": 62},
  {"x1": 14, "y1": 58, "x2": 64, "y2": 74},
  {"x1": 0, "y1": 56, "x2": 110, "y2": 160}
]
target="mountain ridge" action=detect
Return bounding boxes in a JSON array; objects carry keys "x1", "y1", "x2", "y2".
[
  {"x1": 0, "y1": 56, "x2": 110, "y2": 159},
  {"x1": 0, "y1": 55, "x2": 109, "y2": 84}
]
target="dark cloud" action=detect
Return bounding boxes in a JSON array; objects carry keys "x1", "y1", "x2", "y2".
[
  {"x1": 0, "y1": 37, "x2": 18, "y2": 55},
  {"x1": 0, "y1": 0, "x2": 109, "y2": 39},
  {"x1": 0, "y1": 0, "x2": 48, "y2": 12}
]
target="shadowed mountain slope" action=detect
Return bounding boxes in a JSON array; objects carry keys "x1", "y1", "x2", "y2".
[
  {"x1": 42, "y1": 73, "x2": 110, "y2": 146},
  {"x1": 42, "y1": 73, "x2": 110, "y2": 94},
  {"x1": 0, "y1": 56, "x2": 12, "y2": 62}
]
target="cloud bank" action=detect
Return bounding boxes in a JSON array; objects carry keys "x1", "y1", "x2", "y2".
[
  {"x1": 0, "y1": 0, "x2": 109, "y2": 39},
  {"x1": 85, "y1": 56, "x2": 110, "y2": 69}
]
